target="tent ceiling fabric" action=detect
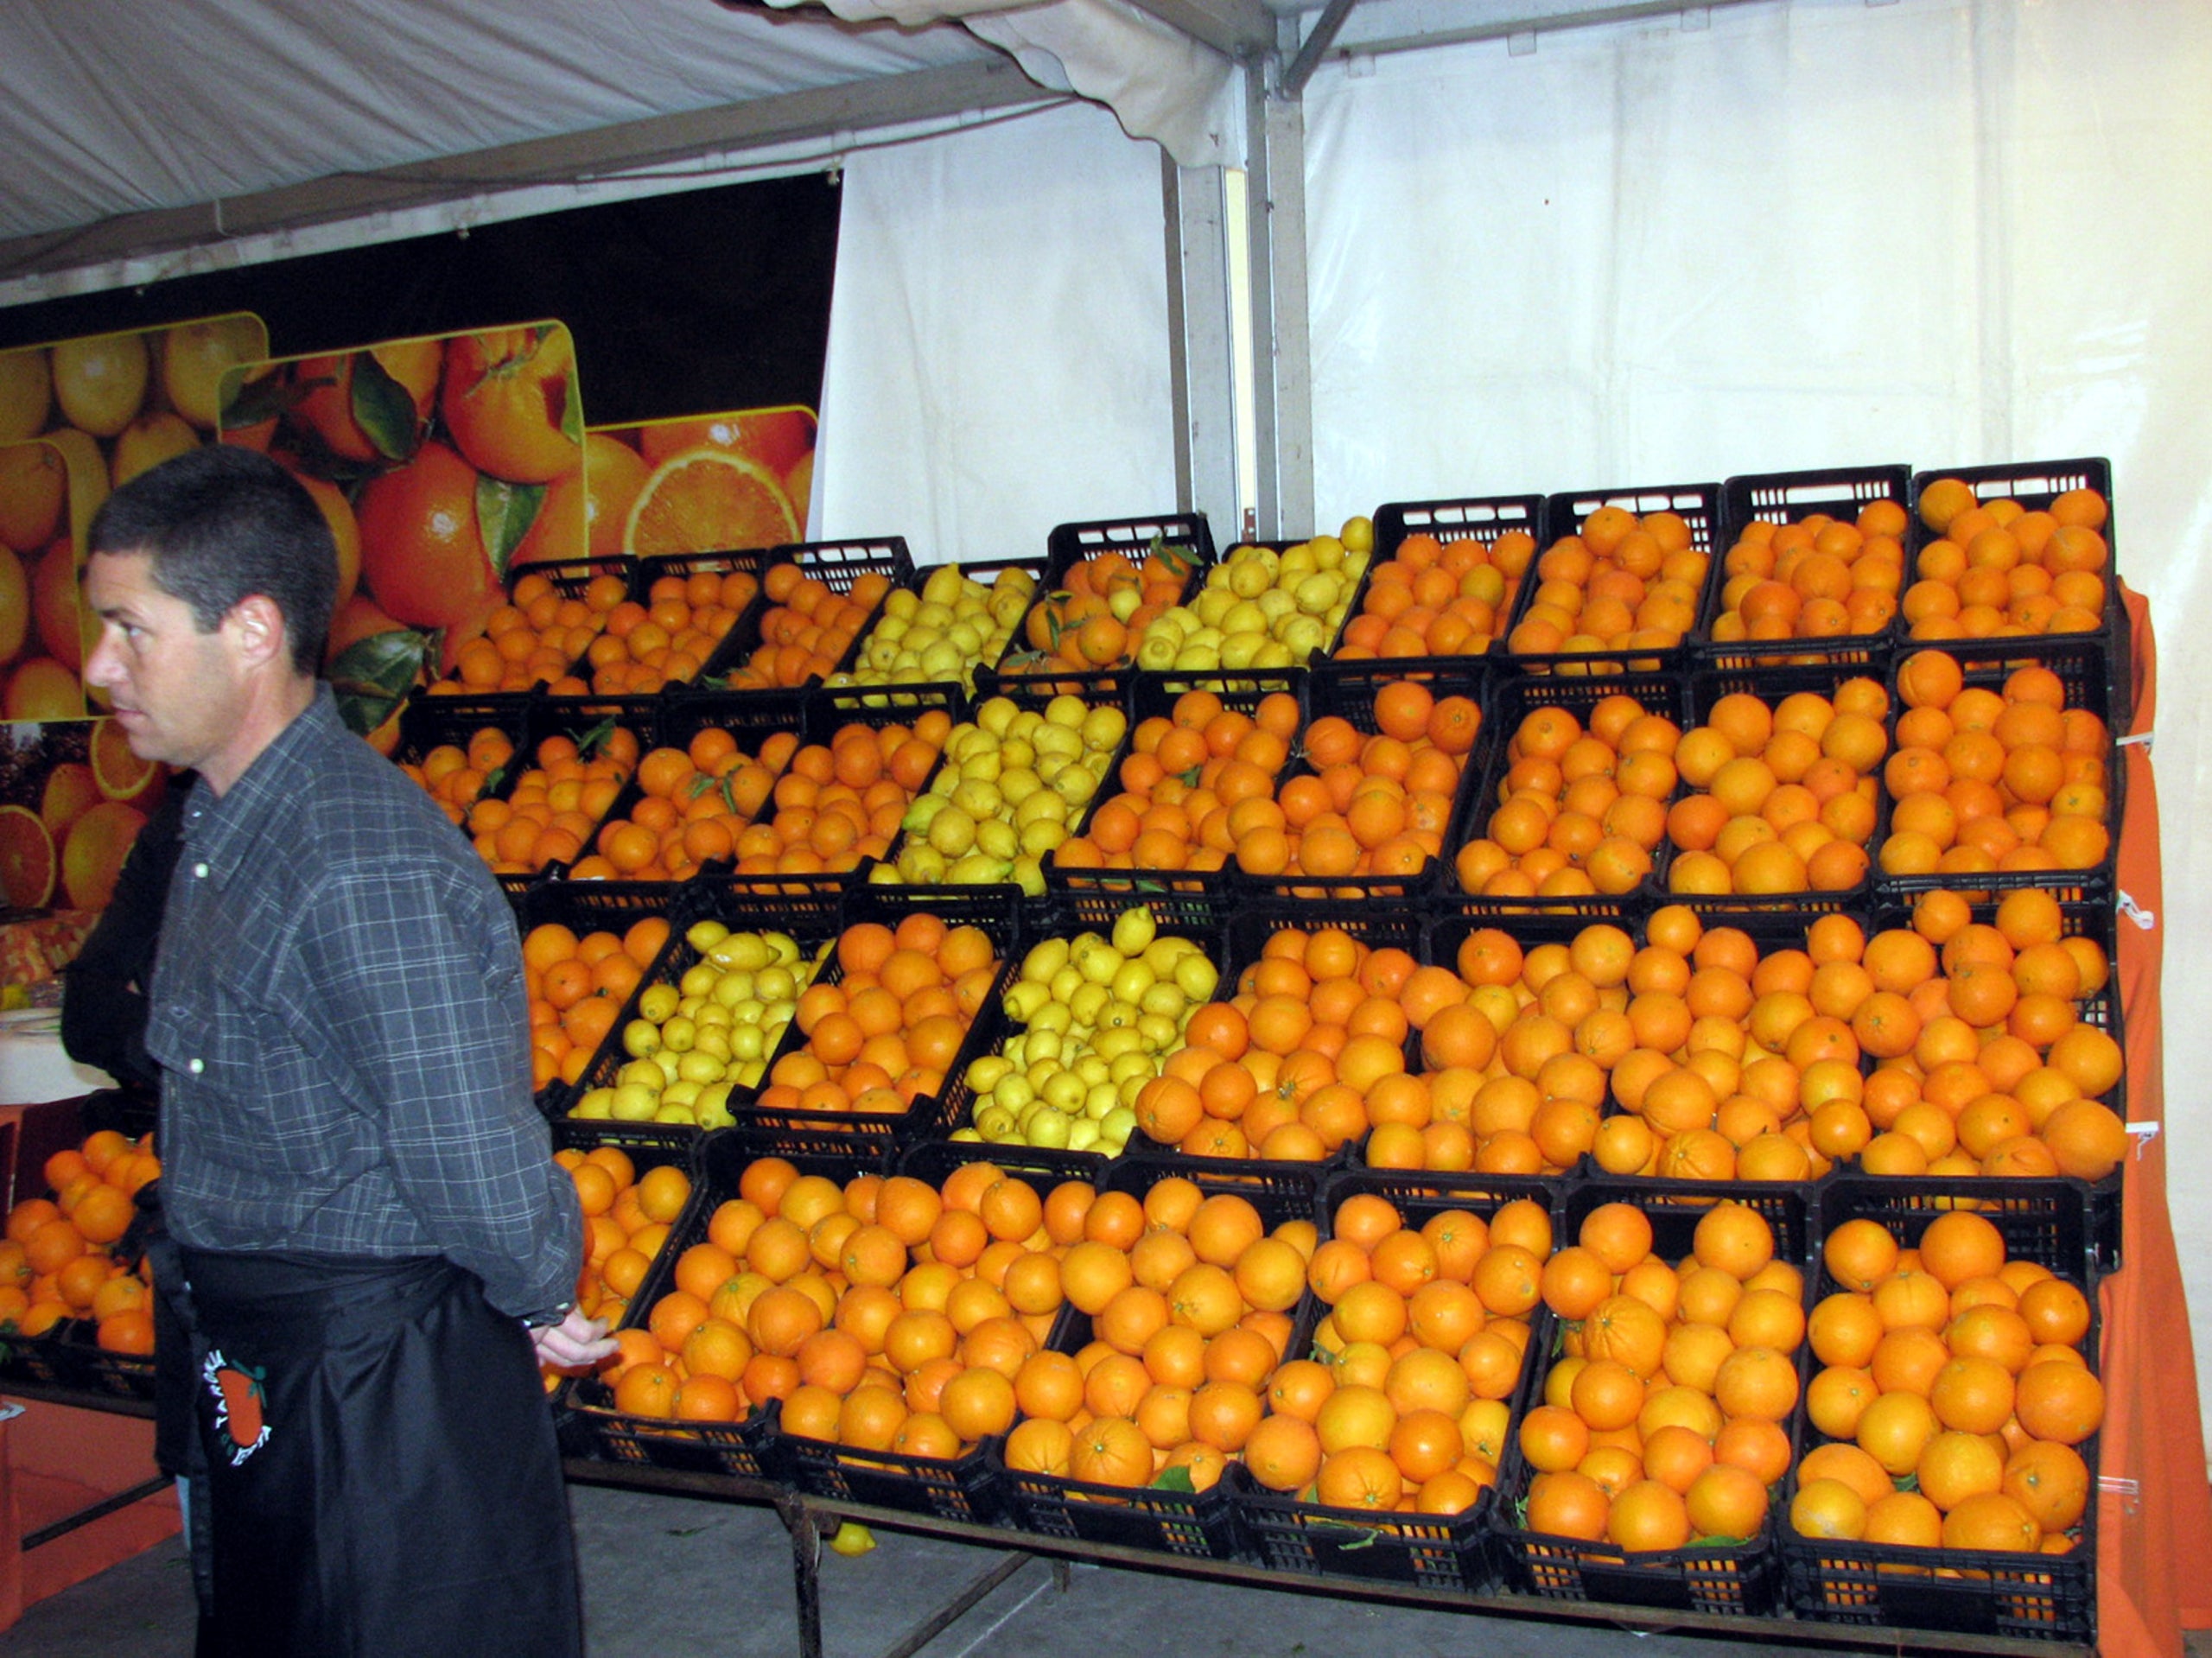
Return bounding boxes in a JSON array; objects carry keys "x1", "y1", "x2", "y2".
[
  {"x1": 0, "y1": 0, "x2": 1242, "y2": 274},
  {"x1": 0, "y1": 0, "x2": 981, "y2": 243}
]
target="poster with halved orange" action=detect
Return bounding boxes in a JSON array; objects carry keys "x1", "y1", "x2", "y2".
[
  {"x1": 218, "y1": 322, "x2": 588, "y2": 742},
  {"x1": 588, "y1": 407, "x2": 816, "y2": 555}
]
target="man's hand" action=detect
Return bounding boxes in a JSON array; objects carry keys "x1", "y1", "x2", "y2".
[{"x1": 529, "y1": 1307, "x2": 619, "y2": 1369}]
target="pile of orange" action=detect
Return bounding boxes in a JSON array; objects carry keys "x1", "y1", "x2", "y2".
[
  {"x1": 1334, "y1": 528, "x2": 1532, "y2": 661},
  {"x1": 607, "y1": 1155, "x2": 1063, "y2": 1449},
  {"x1": 732, "y1": 714, "x2": 950, "y2": 880},
  {"x1": 1236, "y1": 1188, "x2": 1550, "y2": 1515},
  {"x1": 758, "y1": 913, "x2": 998, "y2": 1118},
  {"x1": 1904, "y1": 480, "x2": 2109, "y2": 643},
  {"x1": 1504, "y1": 506, "x2": 1709, "y2": 659},
  {"x1": 552, "y1": 1146, "x2": 698, "y2": 1401},
  {"x1": 522, "y1": 915, "x2": 671, "y2": 1092},
  {"x1": 585, "y1": 568, "x2": 760, "y2": 694},
  {"x1": 442, "y1": 568, "x2": 626, "y2": 694},
  {"x1": 0, "y1": 1129, "x2": 160, "y2": 1355},
  {"x1": 1663, "y1": 681, "x2": 1890, "y2": 896},
  {"x1": 405, "y1": 724, "x2": 517, "y2": 829},
  {"x1": 1524, "y1": 897, "x2": 2126, "y2": 1185},
  {"x1": 1708, "y1": 500, "x2": 1907, "y2": 647},
  {"x1": 1516, "y1": 1200, "x2": 1802, "y2": 1552},
  {"x1": 1231, "y1": 682, "x2": 1480, "y2": 889},
  {"x1": 455, "y1": 725, "x2": 640, "y2": 877},
  {"x1": 720, "y1": 565, "x2": 891, "y2": 689},
  {"x1": 1053, "y1": 689, "x2": 1298, "y2": 877},
  {"x1": 1006, "y1": 544, "x2": 1196, "y2": 679},
  {"x1": 584, "y1": 727, "x2": 796, "y2": 882},
  {"x1": 1792, "y1": 1209, "x2": 2100, "y2": 1554},
  {"x1": 995, "y1": 1177, "x2": 1313, "y2": 1495},
  {"x1": 1453, "y1": 695, "x2": 1677, "y2": 899},
  {"x1": 1877, "y1": 651, "x2": 2112, "y2": 880}
]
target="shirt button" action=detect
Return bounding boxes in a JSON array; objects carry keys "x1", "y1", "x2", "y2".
[
  {"x1": 194, "y1": 863, "x2": 209, "y2": 878},
  {"x1": 188, "y1": 1058, "x2": 205, "y2": 1075}
]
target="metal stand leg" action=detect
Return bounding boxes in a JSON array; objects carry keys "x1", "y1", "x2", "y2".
[{"x1": 782, "y1": 1496, "x2": 823, "y2": 1658}]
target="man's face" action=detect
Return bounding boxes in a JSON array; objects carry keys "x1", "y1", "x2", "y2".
[{"x1": 83, "y1": 549, "x2": 247, "y2": 773}]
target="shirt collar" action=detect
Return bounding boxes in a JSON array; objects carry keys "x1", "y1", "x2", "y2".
[{"x1": 181, "y1": 681, "x2": 344, "y2": 874}]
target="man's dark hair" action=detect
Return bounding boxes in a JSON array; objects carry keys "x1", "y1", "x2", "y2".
[{"x1": 86, "y1": 445, "x2": 339, "y2": 676}]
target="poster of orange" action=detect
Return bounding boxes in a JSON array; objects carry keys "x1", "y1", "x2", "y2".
[
  {"x1": 0, "y1": 316, "x2": 270, "y2": 723},
  {"x1": 218, "y1": 323, "x2": 588, "y2": 740}
]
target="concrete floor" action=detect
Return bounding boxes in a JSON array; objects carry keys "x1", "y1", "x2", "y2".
[{"x1": 0, "y1": 1477, "x2": 2160, "y2": 1658}]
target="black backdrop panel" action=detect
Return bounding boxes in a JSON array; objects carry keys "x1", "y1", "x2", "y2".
[{"x1": 0, "y1": 174, "x2": 842, "y2": 426}]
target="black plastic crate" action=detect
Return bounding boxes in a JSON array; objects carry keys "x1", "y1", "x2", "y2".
[
  {"x1": 1326, "y1": 492, "x2": 1545, "y2": 672},
  {"x1": 559, "y1": 888, "x2": 838, "y2": 1132},
  {"x1": 1779, "y1": 1172, "x2": 2101, "y2": 1641},
  {"x1": 431, "y1": 556, "x2": 643, "y2": 695},
  {"x1": 991, "y1": 1432, "x2": 1243, "y2": 1559},
  {"x1": 1440, "y1": 667, "x2": 1688, "y2": 921},
  {"x1": 982, "y1": 512, "x2": 1216, "y2": 701},
  {"x1": 513, "y1": 879, "x2": 696, "y2": 1118},
  {"x1": 1872, "y1": 633, "x2": 2123, "y2": 906},
  {"x1": 695, "y1": 537, "x2": 915, "y2": 689},
  {"x1": 0, "y1": 1318, "x2": 156, "y2": 1405},
  {"x1": 1901, "y1": 458, "x2": 2126, "y2": 731},
  {"x1": 1648, "y1": 662, "x2": 1896, "y2": 919},
  {"x1": 1694, "y1": 465, "x2": 1912, "y2": 674},
  {"x1": 395, "y1": 689, "x2": 539, "y2": 777},
  {"x1": 557, "y1": 1126, "x2": 882, "y2": 1480},
  {"x1": 1490, "y1": 482, "x2": 1720, "y2": 677},
  {"x1": 1046, "y1": 672, "x2": 1305, "y2": 934},
  {"x1": 624, "y1": 550, "x2": 774, "y2": 689},
  {"x1": 1230, "y1": 1460, "x2": 1495, "y2": 1590},
  {"x1": 931, "y1": 902, "x2": 1219, "y2": 1159},
  {"x1": 835, "y1": 555, "x2": 1046, "y2": 702},
  {"x1": 734, "y1": 891, "x2": 1021, "y2": 1147},
  {"x1": 867, "y1": 680, "x2": 1130, "y2": 918},
  {"x1": 1232, "y1": 663, "x2": 1484, "y2": 909},
  {"x1": 1862, "y1": 895, "x2": 2126, "y2": 1270}
]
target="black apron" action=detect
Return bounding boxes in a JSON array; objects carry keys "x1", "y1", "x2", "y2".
[{"x1": 171, "y1": 1246, "x2": 583, "y2": 1658}]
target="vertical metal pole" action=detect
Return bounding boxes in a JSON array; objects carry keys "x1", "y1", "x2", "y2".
[
  {"x1": 1161, "y1": 156, "x2": 1242, "y2": 543},
  {"x1": 1245, "y1": 30, "x2": 1315, "y2": 541}
]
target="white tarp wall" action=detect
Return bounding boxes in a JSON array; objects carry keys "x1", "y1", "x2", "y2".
[
  {"x1": 816, "y1": 99, "x2": 1178, "y2": 562},
  {"x1": 810, "y1": 0, "x2": 2212, "y2": 1436}
]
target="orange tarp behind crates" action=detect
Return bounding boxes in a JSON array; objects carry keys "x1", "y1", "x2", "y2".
[{"x1": 2097, "y1": 585, "x2": 2212, "y2": 1657}]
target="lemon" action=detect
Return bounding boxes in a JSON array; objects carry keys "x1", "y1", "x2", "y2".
[
  {"x1": 160, "y1": 315, "x2": 269, "y2": 429},
  {"x1": 52, "y1": 333, "x2": 149, "y2": 438},
  {"x1": 0, "y1": 348, "x2": 52, "y2": 442},
  {"x1": 638, "y1": 983, "x2": 680, "y2": 1022}
]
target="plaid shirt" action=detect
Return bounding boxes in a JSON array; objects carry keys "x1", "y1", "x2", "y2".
[{"x1": 146, "y1": 685, "x2": 580, "y2": 1318}]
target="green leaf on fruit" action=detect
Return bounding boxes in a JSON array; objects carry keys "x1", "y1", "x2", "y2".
[
  {"x1": 571, "y1": 715, "x2": 622, "y2": 762},
  {"x1": 477, "y1": 475, "x2": 544, "y2": 581},
  {"x1": 328, "y1": 627, "x2": 430, "y2": 738},
  {"x1": 1150, "y1": 1465, "x2": 1196, "y2": 1494},
  {"x1": 350, "y1": 350, "x2": 423, "y2": 463}
]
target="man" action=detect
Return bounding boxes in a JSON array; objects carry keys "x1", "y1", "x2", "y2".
[{"x1": 82, "y1": 443, "x2": 613, "y2": 1655}]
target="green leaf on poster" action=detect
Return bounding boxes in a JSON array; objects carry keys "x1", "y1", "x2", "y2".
[
  {"x1": 548, "y1": 326, "x2": 585, "y2": 446},
  {"x1": 478, "y1": 475, "x2": 545, "y2": 581},
  {"x1": 327, "y1": 626, "x2": 430, "y2": 738},
  {"x1": 350, "y1": 351, "x2": 423, "y2": 463},
  {"x1": 219, "y1": 371, "x2": 304, "y2": 433}
]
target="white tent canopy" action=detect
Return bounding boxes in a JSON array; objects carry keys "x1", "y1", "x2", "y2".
[{"x1": 4, "y1": 0, "x2": 2210, "y2": 1454}]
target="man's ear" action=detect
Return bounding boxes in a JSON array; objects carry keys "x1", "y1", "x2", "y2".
[{"x1": 226, "y1": 594, "x2": 291, "y2": 669}]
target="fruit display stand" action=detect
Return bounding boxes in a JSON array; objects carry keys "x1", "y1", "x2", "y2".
[{"x1": 13, "y1": 587, "x2": 2209, "y2": 1658}]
